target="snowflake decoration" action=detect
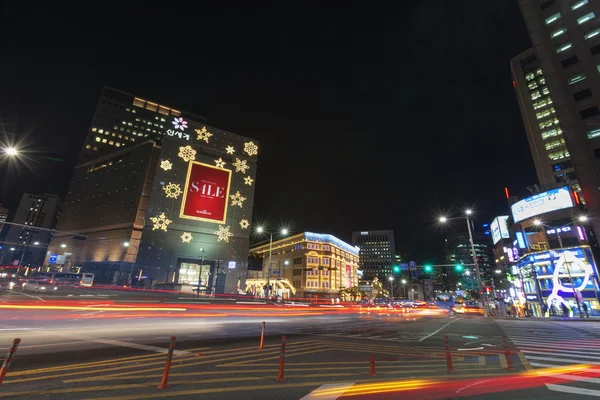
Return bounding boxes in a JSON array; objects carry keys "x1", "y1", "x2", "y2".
[
  {"x1": 172, "y1": 117, "x2": 188, "y2": 130},
  {"x1": 244, "y1": 176, "x2": 254, "y2": 186},
  {"x1": 230, "y1": 191, "x2": 246, "y2": 207},
  {"x1": 150, "y1": 212, "x2": 172, "y2": 232},
  {"x1": 239, "y1": 219, "x2": 250, "y2": 229},
  {"x1": 233, "y1": 158, "x2": 250, "y2": 173},
  {"x1": 214, "y1": 158, "x2": 226, "y2": 168},
  {"x1": 225, "y1": 146, "x2": 235, "y2": 155},
  {"x1": 214, "y1": 225, "x2": 234, "y2": 243},
  {"x1": 160, "y1": 160, "x2": 172, "y2": 171},
  {"x1": 178, "y1": 145, "x2": 196, "y2": 162},
  {"x1": 195, "y1": 126, "x2": 213, "y2": 143},
  {"x1": 244, "y1": 141, "x2": 258, "y2": 156},
  {"x1": 163, "y1": 183, "x2": 183, "y2": 199},
  {"x1": 181, "y1": 232, "x2": 193, "y2": 243}
]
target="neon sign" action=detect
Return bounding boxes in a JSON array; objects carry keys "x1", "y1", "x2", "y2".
[{"x1": 546, "y1": 226, "x2": 572, "y2": 235}]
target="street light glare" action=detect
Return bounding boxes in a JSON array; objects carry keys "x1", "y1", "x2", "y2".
[
  {"x1": 123, "y1": 242, "x2": 130, "y2": 247},
  {"x1": 5, "y1": 147, "x2": 18, "y2": 156},
  {"x1": 33, "y1": 242, "x2": 39, "y2": 245},
  {"x1": 281, "y1": 228, "x2": 289, "y2": 235},
  {"x1": 60, "y1": 244, "x2": 67, "y2": 248},
  {"x1": 388, "y1": 276, "x2": 394, "y2": 281},
  {"x1": 465, "y1": 209, "x2": 472, "y2": 215},
  {"x1": 533, "y1": 219, "x2": 542, "y2": 226},
  {"x1": 439, "y1": 216, "x2": 448, "y2": 223},
  {"x1": 401, "y1": 279, "x2": 407, "y2": 284},
  {"x1": 256, "y1": 226, "x2": 264, "y2": 233},
  {"x1": 579, "y1": 215, "x2": 588, "y2": 222}
]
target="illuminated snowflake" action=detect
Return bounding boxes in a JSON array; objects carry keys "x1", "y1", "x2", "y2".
[
  {"x1": 195, "y1": 126, "x2": 213, "y2": 143},
  {"x1": 181, "y1": 232, "x2": 193, "y2": 243},
  {"x1": 172, "y1": 117, "x2": 188, "y2": 130},
  {"x1": 239, "y1": 219, "x2": 250, "y2": 229},
  {"x1": 225, "y1": 146, "x2": 235, "y2": 154},
  {"x1": 244, "y1": 176, "x2": 254, "y2": 186},
  {"x1": 244, "y1": 141, "x2": 258, "y2": 156},
  {"x1": 230, "y1": 191, "x2": 246, "y2": 207},
  {"x1": 214, "y1": 158, "x2": 226, "y2": 168},
  {"x1": 160, "y1": 160, "x2": 172, "y2": 171},
  {"x1": 233, "y1": 158, "x2": 249, "y2": 173},
  {"x1": 163, "y1": 183, "x2": 183, "y2": 199},
  {"x1": 178, "y1": 145, "x2": 196, "y2": 162},
  {"x1": 150, "y1": 212, "x2": 172, "y2": 232},
  {"x1": 214, "y1": 225, "x2": 234, "y2": 243}
]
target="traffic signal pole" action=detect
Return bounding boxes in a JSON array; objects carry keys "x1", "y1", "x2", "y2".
[{"x1": 466, "y1": 215, "x2": 488, "y2": 318}]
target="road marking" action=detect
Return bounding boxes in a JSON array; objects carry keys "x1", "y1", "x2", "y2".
[
  {"x1": 457, "y1": 347, "x2": 484, "y2": 351},
  {"x1": 419, "y1": 318, "x2": 458, "y2": 342},
  {"x1": 300, "y1": 382, "x2": 355, "y2": 400},
  {"x1": 525, "y1": 355, "x2": 600, "y2": 364},
  {"x1": 93, "y1": 339, "x2": 191, "y2": 355},
  {"x1": 0, "y1": 328, "x2": 43, "y2": 331},
  {"x1": 455, "y1": 379, "x2": 491, "y2": 394},
  {"x1": 546, "y1": 383, "x2": 600, "y2": 397},
  {"x1": 521, "y1": 350, "x2": 600, "y2": 359}
]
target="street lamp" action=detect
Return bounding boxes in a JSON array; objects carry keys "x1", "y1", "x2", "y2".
[
  {"x1": 401, "y1": 279, "x2": 407, "y2": 297},
  {"x1": 255, "y1": 226, "x2": 289, "y2": 298},
  {"x1": 388, "y1": 276, "x2": 394, "y2": 299},
  {"x1": 3, "y1": 147, "x2": 18, "y2": 156},
  {"x1": 533, "y1": 217, "x2": 588, "y2": 318},
  {"x1": 60, "y1": 244, "x2": 67, "y2": 248},
  {"x1": 439, "y1": 209, "x2": 488, "y2": 317},
  {"x1": 123, "y1": 241, "x2": 138, "y2": 285}
]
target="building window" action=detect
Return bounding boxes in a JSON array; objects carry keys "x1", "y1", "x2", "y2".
[
  {"x1": 551, "y1": 27, "x2": 567, "y2": 38},
  {"x1": 102, "y1": 138, "x2": 107, "y2": 143},
  {"x1": 574, "y1": 88, "x2": 593, "y2": 101},
  {"x1": 568, "y1": 72, "x2": 587, "y2": 84},
  {"x1": 85, "y1": 144, "x2": 91, "y2": 149},
  {"x1": 536, "y1": 108, "x2": 555, "y2": 120},
  {"x1": 587, "y1": 128, "x2": 600, "y2": 139},
  {"x1": 541, "y1": 0, "x2": 555, "y2": 10},
  {"x1": 585, "y1": 27, "x2": 600, "y2": 40},
  {"x1": 561, "y1": 55, "x2": 579, "y2": 68},
  {"x1": 545, "y1": 138, "x2": 566, "y2": 151},
  {"x1": 594, "y1": 148, "x2": 600, "y2": 158},
  {"x1": 92, "y1": 127, "x2": 97, "y2": 132},
  {"x1": 572, "y1": 0, "x2": 588, "y2": 10},
  {"x1": 108, "y1": 141, "x2": 114, "y2": 145},
  {"x1": 95, "y1": 137, "x2": 101, "y2": 142},
  {"x1": 92, "y1": 146, "x2": 98, "y2": 151},
  {"x1": 293, "y1": 257, "x2": 302, "y2": 265},
  {"x1": 541, "y1": 128, "x2": 562, "y2": 140},
  {"x1": 545, "y1": 12, "x2": 561, "y2": 25},
  {"x1": 133, "y1": 98, "x2": 146, "y2": 108},
  {"x1": 578, "y1": 12, "x2": 595, "y2": 25},
  {"x1": 557, "y1": 42, "x2": 573, "y2": 53},
  {"x1": 591, "y1": 44, "x2": 600, "y2": 55},
  {"x1": 322, "y1": 258, "x2": 329, "y2": 265},
  {"x1": 580, "y1": 106, "x2": 600, "y2": 119}
]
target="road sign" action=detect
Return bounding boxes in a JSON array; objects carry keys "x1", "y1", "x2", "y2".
[
  {"x1": 48, "y1": 254, "x2": 58, "y2": 264},
  {"x1": 409, "y1": 261, "x2": 417, "y2": 271},
  {"x1": 399, "y1": 263, "x2": 409, "y2": 271}
]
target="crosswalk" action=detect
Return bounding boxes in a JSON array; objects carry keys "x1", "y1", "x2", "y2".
[
  {"x1": 295, "y1": 319, "x2": 432, "y2": 342},
  {"x1": 497, "y1": 319, "x2": 600, "y2": 397}
]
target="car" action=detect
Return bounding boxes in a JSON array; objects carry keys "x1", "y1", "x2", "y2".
[
  {"x1": 0, "y1": 278, "x2": 19, "y2": 291},
  {"x1": 22, "y1": 280, "x2": 58, "y2": 292}
]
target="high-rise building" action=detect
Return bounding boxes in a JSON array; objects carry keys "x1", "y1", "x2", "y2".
[
  {"x1": 79, "y1": 87, "x2": 206, "y2": 163},
  {"x1": 4, "y1": 193, "x2": 62, "y2": 267},
  {"x1": 444, "y1": 231, "x2": 494, "y2": 292},
  {"x1": 45, "y1": 89, "x2": 258, "y2": 294},
  {"x1": 351, "y1": 230, "x2": 395, "y2": 281},
  {"x1": 512, "y1": 0, "x2": 600, "y2": 236}
]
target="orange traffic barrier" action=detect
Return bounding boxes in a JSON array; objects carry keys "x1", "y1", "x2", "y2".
[
  {"x1": 369, "y1": 355, "x2": 376, "y2": 376},
  {"x1": 157, "y1": 336, "x2": 176, "y2": 389},
  {"x1": 503, "y1": 336, "x2": 515, "y2": 371},
  {"x1": 276, "y1": 335, "x2": 286, "y2": 382},
  {"x1": 0, "y1": 338, "x2": 21, "y2": 387},
  {"x1": 259, "y1": 321, "x2": 265, "y2": 349},
  {"x1": 444, "y1": 335, "x2": 453, "y2": 373}
]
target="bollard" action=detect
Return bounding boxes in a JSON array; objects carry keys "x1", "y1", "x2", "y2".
[
  {"x1": 259, "y1": 321, "x2": 265, "y2": 349},
  {"x1": 444, "y1": 335, "x2": 453, "y2": 373},
  {"x1": 276, "y1": 335, "x2": 286, "y2": 382},
  {"x1": 157, "y1": 336, "x2": 176, "y2": 389},
  {"x1": 503, "y1": 336, "x2": 515, "y2": 371},
  {"x1": 369, "y1": 355, "x2": 376, "y2": 376},
  {"x1": 0, "y1": 338, "x2": 21, "y2": 387}
]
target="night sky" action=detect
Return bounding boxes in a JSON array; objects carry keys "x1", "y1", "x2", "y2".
[{"x1": 1, "y1": 2, "x2": 536, "y2": 262}]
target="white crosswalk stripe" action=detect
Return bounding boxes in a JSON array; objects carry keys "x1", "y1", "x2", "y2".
[
  {"x1": 497, "y1": 319, "x2": 600, "y2": 397},
  {"x1": 296, "y1": 320, "x2": 430, "y2": 341}
]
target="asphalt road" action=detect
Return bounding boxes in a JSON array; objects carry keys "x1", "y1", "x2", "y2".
[{"x1": 1, "y1": 302, "x2": 598, "y2": 399}]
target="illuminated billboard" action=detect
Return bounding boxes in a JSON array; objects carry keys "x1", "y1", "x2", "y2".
[
  {"x1": 511, "y1": 186, "x2": 573, "y2": 223},
  {"x1": 180, "y1": 161, "x2": 232, "y2": 223},
  {"x1": 490, "y1": 216, "x2": 510, "y2": 245}
]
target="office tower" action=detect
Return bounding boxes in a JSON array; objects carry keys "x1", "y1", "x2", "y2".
[{"x1": 351, "y1": 230, "x2": 395, "y2": 281}]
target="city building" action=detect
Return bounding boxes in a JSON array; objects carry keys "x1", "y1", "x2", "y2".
[
  {"x1": 351, "y1": 230, "x2": 395, "y2": 281},
  {"x1": 444, "y1": 230, "x2": 495, "y2": 293},
  {"x1": 45, "y1": 89, "x2": 258, "y2": 294},
  {"x1": 0, "y1": 205, "x2": 8, "y2": 236},
  {"x1": 3, "y1": 193, "x2": 62, "y2": 268},
  {"x1": 248, "y1": 232, "x2": 360, "y2": 299},
  {"x1": 512, "y1": 0, "x2": 600, "y2": 238},
  {"x1": 78, "y1": 87, "x2": 206, "y2": 163}
]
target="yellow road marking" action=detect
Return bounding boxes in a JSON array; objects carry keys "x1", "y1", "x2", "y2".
[
  {"x1": 518, "y1": 352, "x2": 533, "y2": 371},
  {"x1": 499, "y1": 353, "x2": 507, "y2": 369},
  {"x1": 221, "y1": 347, "x2": 330, "y2": 365}
]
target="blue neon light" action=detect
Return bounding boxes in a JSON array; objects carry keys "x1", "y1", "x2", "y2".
[
  {"x1": 304, "y1": 232, "x2": 359, "y2": 255},
  {"x1": 516, "y1": 232, "x2": 527, "y2": 249}
]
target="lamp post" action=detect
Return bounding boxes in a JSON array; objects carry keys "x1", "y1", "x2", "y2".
[
  {"x1": 534, "y1": 216, "x2": 588, "y2": 318},
  {"x1": 256, "y1": 226, "x2": 289, "y2": 298},
  {"x1": 401, "y1": 279, "x2": 407, "y2": 298},
  {"x1": 440, "y1": 209, "x2": 488, "y2": 317},
  {"x1": 388, "y1": 276, "x2": 394, "y2": 299},
  {"x1": 123, "y1": 242, "x2": 138, "y2": 286}
]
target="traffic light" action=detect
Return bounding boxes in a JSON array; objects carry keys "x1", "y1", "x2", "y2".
[
  {"x1": 484, "y1": 286, "x2": 491, "y2": 295},
  {"x1": 393, "y1": 265, "x2": 400, "y2": 273},
  {"x1": 424, "y1": 265, "x2": 433, "y2": 273},
  {"x1": 454, "y1": 264, "x2": 464, "y2": 272}
]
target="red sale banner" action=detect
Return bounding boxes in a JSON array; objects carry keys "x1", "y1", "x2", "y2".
[{"x1": 180, "y1": 162, "x2": 232, "y2": 223}]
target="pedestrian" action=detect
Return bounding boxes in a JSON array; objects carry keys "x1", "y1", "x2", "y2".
[
  {"x1": 583, "y1": 302, "x2": 590, "y2": 318},
  {"x1": 561, "y1": 302, "x2": 569, "y2": 318}
]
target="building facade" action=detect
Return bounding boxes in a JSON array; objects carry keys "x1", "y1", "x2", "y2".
[
  {"x1": 248, "y1": 232, "x2": 360, "y2": 299},
  {"x1": 512, "y1": 0, "x2": 600, "y2": 237},
  {"x1": 4, "y1": 193, "x2": 62, "y2": 268},
  {"x1": 0, "y1": 206, "x2": 8, "y2": 237},
  {"x1": 351, "y1": 230, "x2": 395, "y2": 281},
  {"x1": 444, "y1": 230, "x2": 495, "y2": 293},
  {"x1": 45, "y1": 89, "x2": 258, "y2": 294}
]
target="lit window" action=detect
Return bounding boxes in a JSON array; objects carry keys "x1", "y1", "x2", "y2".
[
  {"x1": 98, "y1": 129, "x2": 104, "y2": 133},
  {"x1": 114, "y1": 125, "x2": 118, "y2": 129},
  {"x1": 85, "y1": 144, "x2": 91, "y2": 149},
  {"x1": 145, "y1": 102, "x2": 158, "y2": 112},
  {"x1": 545, "y1": 138, "x2": 566, "y2": 150},
  {"x1": 577, "y1": 12, "x2": 595, "y2": 25},
  {"x1": 557, "y1": 42, "x2": 573, "y2": 53},
  {"x1": 109, "y1": 141, "x2": 114, "y2": 145},
  {"x1": 545, "y1": 13, "x2": 561, "y2": 25},
  {"x1": 536, "y1": 108, "x2": 555, "y2": 120},
  {"x1": 116, "y1": 142, "x2": 121, "y2": 147},
  {"x1": 551, "y1": 27, "x2": 567, "y2": 38},
  {"x1": 541, "y1": 128, "x2": 562, "y2": 140},
  {"x1": 92, "y1": 127, "x2": 97, "y2": 132},
  {"x1": 118, "y1": 134, "x2": 123, "y2": 138},
  {"x1": 531, "y1": 91, "x2": 542, "y2": 100},
  {"x1": 568, "y1": 73, "x2": 587, "y2": 84},
  {"x1": 587, "y1": 128, "x2": 600, "y2": 139},
  {"x1": 133, "y1": 97, "x2": 146, "y2": 108},
  {"x1": 548, "y1": 149, "x2": 570, "y2": 161},
  {"x1": 597, "y1": 65, "x2": 600, "y2": 73},
  {"x1": 112, "y1": 133, "x2": 116, "y2": 137},
  {"x1": 572, "y1": 0, "x2": 588, "y2": 10},
  {"x1": 585, "y1": 27, "x2": 600, "y2": 40},
  {"x1": 95, "y1": 137, "x2": 101, "y2": 142},
  {"x1": 171, "y1": 109, "x2": 181, "y2": 116},
  {"x1": 93, "y1": 146, "x2": 98, "y2": 151},
  {"x1": 102, "y1": 138, "x2": 107, "y2": 143}
]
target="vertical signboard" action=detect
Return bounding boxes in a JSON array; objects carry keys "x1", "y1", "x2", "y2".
[
  {"x1": 345, "y1": 265, "x2": 352, "y2": 288},
  {"x1": 180, "y1": 162, "x2": 232, "y2": 223}
]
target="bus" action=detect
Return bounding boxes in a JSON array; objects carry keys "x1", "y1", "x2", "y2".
[{"x1": 29, "y1": 272, "x2": 94, "y2": 287}]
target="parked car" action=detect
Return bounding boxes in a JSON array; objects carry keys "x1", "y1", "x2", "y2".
[{"x1": 22, "y1": 280, "x2": 58, "y2": 292}]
